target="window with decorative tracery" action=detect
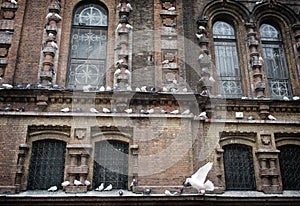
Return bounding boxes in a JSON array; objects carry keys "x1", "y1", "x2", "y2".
[
  {"x1": 213, "y1": 21, "x2": 243, "y2": 98},
  {"x1": 260, "y1": 24, "x2": 292, "y2": 99},
  {"x1": 67, "y1": 3, "x2": 108, "y2": 89}
]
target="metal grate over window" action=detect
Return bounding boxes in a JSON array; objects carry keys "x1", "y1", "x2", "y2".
[
  {"x1": 213, "y1": 21, "x2": 243, "y2": 98},
  {"x1": 67, "y1": 3, "x2": 108, "y2": 89},
  {"x1": 27, "y1": 140, "x2": 66, "y2": 190},
  {"x1": 93, "y1": 140, "x2": 129, "y2": 190},
  {"x1": 278, "y1": 145, "x2": 300, "y2": 190},
  {"x1": 260, "y1": 24, "x2": 292, "y2": 99},
  {"x1": 223, "y1": 144, "x2": 256, "y2": 190}
]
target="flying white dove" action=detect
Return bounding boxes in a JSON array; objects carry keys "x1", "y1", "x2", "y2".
[
  {"x1": 60, "y1": 107, "x2": 70, "y2": 113},
  {"x1": 74, "y1": 179, "x2": 83, "y2": 186},
  {"x1": 170, "y1": 109, "x2": 179, "y2": 114},
  {"x1": 102, "y1": 107, "x2": 111, "y2": 113},
  {"x1": 164, "y1": 190, "x2": 177, "y2": 196},
  {"x1": 183, "y1": 162, "x2": 214, "y2": 194},
  {"x1": 84, "y1": 180, "x2": 91, "y2": 186},
  {"x1": 95, "y1": 183, "x2": 104, "y2": 191},
  {"x1": 267, "y1": 114, "x2": 276, "y2": 121},
  {"x1": 90, "y1": 108, "x2": 99, "y2": 113},
  {"x1": 124, "y1": 108, "x2": 133, "y2": 114},
  {"x1": 199, "y1": 111, "x2": 208, "y2": 120},
  {"x1": 61, "y1": 181, "x2": 70, "y2": 187},
  {"x1": 48, "y1": 186, "x2": 58, "y2": 192},
  {"x1": 104, "y1": 184, "x2": 112, "y2": 191}
]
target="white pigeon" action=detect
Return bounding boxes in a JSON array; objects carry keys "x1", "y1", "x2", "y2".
[
  {"x1": 106, "y1": 86, "x2": 112, "y2": 91},
  {"x1": 126, "y1": 24, "x2": 133, "y2": 30},
  {"x1": 48, "y1": 186, "x2": 58, "y2": 192},
  {"x1": 54, "y1": 13, "x2": 62, "y2": 20},
  {"x1": 102, "y1": 107, "x2": 111, "y2": 113},
  {"x1": 46, "y1": 12, "x2": 53, "y2": 19},
  {"x1": 84, "y1": 180, "x2": 91, "y2": 186},
  {"x1": 124, "y1": 108, "x2": 133, "y2": 114},
  {"x1": 164, "y1": 190, "x2": 177, "y2": 196},
  {"x1": 168, "y1": 7, "x2": 176, "y2": 11},
  {"x1": 147, "y1": 108, "x2": 154, "y2": 114},
  {"x1": 61, "y1": 181, "x2": 70, "y2": 187},
  {"x1": 170, "y1": 109, "x2": 179, "y2": 114},
  {"x1": 104, "y1": 184, "x2": 112, "y2": 191},
  {"x1": 267, "y1": 114, "x2": 276, "y2": 121},
  {"x1": 99, "y1": 86, "x2": 105, "y2": 91},
  {"x1": 51, "y1": 41, "x2": 58, "y2": 50},
  {"x1": 2, "y1": 83, "x2": 13, "y2": 89},
  {"x1": 10, "y1": 0, "x2": 17, "y2": 5},
  {"x1": 183, "y1": 162, "x2": 214, "y2": 194},
  {"x1": 95, "y1": 183, "x2": 104, "y2": 191},
  {"x1": 74, "y1": 179, "x2": 83, "y2": 186},
  {"x1": 182, "y1": 109, "x2": 191, "y2": 115},
  {"x1": 141, "y1": 86, "x2": 147, "y2": 92},
  {"x1": 195, "y1": 33, "x2": 204, "y2": 39},
  {"x1": 283, "y1": 96, "x2": 289, "y2": 101},
  {"x1": 90, "y1": 108, "x2": 99, "y2": 113},
  {"x1": 135, "y1": 87, "x2": 141, "y2": 92},
  {"x1": 162, "y1": 59, "x2": 169, "y2": 64},
  {"x1": 293, "y1": 96, "x2": 300, "y2": 100},
  {"x1": 60, "y1": 107, "x2": 70, "y2": 112},
  {"x1": 199, "y1": 111, "x2": 208, "y2": 119},
  {"x1": 126, "y1": 3, "x2": 133, "y2": 10}
]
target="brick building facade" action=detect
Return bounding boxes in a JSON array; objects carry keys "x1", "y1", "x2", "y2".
[{"x1": 0, "y1": 0, "x2": 300, "y2": 205}]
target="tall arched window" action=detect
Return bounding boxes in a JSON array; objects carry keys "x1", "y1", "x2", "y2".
[
  {"x1": 260, "y1": 24, "x2": 292, "y2": 99},
  {"x1": 67, "y1": 3, "x2": 108, "y2": 89},
  {"x1": 213, "y1": 21, "x2": 243, "y2": 98}
]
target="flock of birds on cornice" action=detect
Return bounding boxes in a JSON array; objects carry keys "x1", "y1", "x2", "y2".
[{"x1": 47, "y1": 162, "x2": 215, "y2": 196}]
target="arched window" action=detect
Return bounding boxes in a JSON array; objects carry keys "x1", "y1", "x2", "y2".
[
  {"x1": 278, "y1": 144, "x2": 300, "y2": 190},
  {"x1": 67, "y1": 3, "x2": 108, "y2": 89},
  {"x1": 27, "y1": 140, "x2": 66, "y2": 190},
  {"x1": 260, "y1": 24, "x2": 292, "y2": 99},
  {"x1": 93, "y1": 140, "x2": 129, "y2": 190},
  {"x1": 213, "y1": 21, "x2": 243, "y2": 98},
  {"x1": 223, "y1": 144, "x2": 256, "y2": 190}
]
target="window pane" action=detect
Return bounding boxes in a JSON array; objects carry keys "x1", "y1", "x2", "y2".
[
  {"x1": 260, "y1": 24, "x2": 291, "y2": 99},
  {"x1": 67, "y1": 3, "x2": 108, "y2": 89},
  {"x1": 213, "y1": 21, "x2": 242, "y2": 98}
]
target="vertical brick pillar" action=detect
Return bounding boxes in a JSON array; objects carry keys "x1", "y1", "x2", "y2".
[
  {"x1": 245, "y1": 21, "x2": 266, "y2": 98},
  {"x1": 38, "y1": 0, "x2": 61, "y2": 87}
]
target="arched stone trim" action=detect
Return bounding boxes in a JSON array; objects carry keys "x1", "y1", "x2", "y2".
[
  {"x1": 219, "y1": 131, "x2": 256, "y2": 148},
  {"x1": 275, "y1": 133, "x2": 300, "y2": 147}
]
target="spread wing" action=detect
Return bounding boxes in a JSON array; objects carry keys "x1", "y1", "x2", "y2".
[{"x1": 191, "y1": 162, "x2": 213, "y2": 184}]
